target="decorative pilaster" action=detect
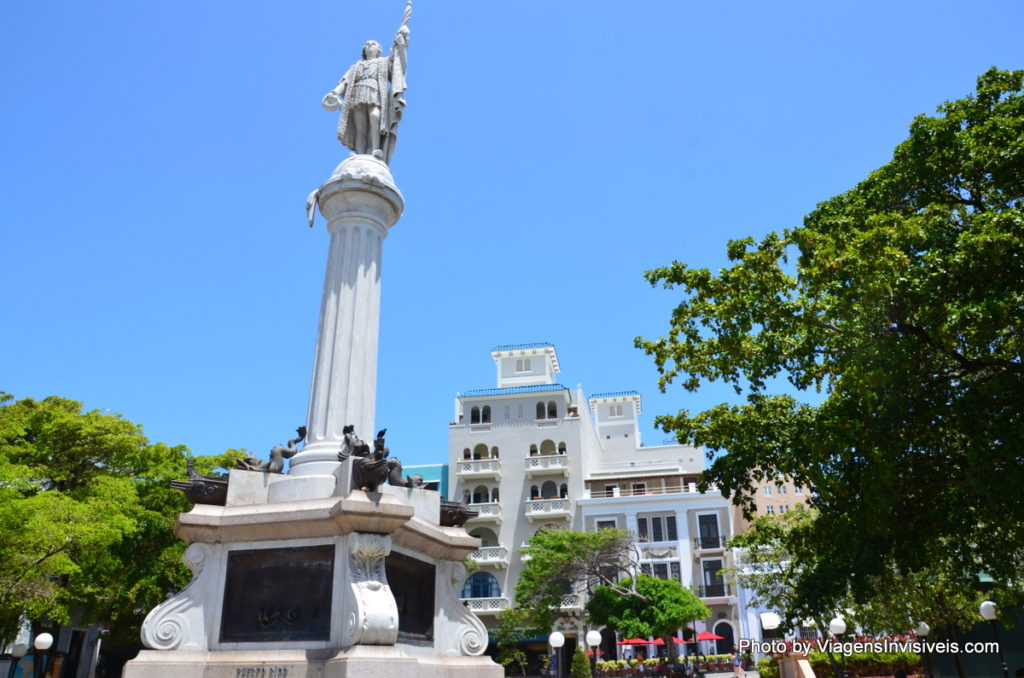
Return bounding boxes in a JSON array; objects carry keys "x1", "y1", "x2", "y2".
[
  {"x1": 140, "y1": 543, "x2": 220, "y2": 651},
  {"x1": 290, "y1": 155, "x2": 404, "y2": 477},
  {"x1": 344, "y1": 533, "x2": 399, "y2": 646},
  {"x1": 435, "y1": 560, "x2": 488, "y2": 656}
]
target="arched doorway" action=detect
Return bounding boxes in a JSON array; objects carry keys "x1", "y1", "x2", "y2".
[{"x1": 714, "y1": 621, "x2": 735, "y2": 654}]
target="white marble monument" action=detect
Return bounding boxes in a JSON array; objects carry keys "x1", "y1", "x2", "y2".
[{"x1": 124, "y1": 4, "x2": 503, "y2": 676}]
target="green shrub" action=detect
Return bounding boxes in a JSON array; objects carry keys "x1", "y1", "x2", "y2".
[
  {"x1": 571, "y1": 646, "x2": 591, "y2": 678},
  {"x1": 758, "y1": 656, "x2": 781, "y2": 678}
]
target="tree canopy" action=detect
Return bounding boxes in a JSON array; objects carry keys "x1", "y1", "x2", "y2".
[
  {"x1": 637, "y1": 68, "x2": 1024, "y2": 619},
  {"x1": 514, "y1": 528, "x2": 640, "y2": 634},
  {"x1": 0, "y1": 392, "x2": 238, "y2": 643},
  {"x1": 588, "y1": 574, "x2": 709, "y2": 661}
]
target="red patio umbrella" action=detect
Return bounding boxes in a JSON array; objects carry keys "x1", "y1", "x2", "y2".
[
  {"x1": 695, "y1": 631, "x2": 725, "y2": 656},
  {"x1": 619, "y1": 638, "x2": 651, "y2": 645}
]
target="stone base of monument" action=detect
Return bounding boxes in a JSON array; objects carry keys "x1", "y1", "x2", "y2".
[
  {"x1": 124, "y1": 464, "x2": 502, "y2": 678},
  {"x1": 125, "y1": 647, "x2": 501, "y2": 678}
]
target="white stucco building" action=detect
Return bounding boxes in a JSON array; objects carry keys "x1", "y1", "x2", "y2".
[{"x1": 447, "y1": 343, "x2": 747, "y2": 658}]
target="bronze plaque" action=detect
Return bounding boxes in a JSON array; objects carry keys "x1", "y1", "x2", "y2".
[
  {"x1": 386, "y1": 551, "x2": 435, "y2": 644},
  {"x1": 220, "y1": 545, "x2": 334, "y2": 642}
]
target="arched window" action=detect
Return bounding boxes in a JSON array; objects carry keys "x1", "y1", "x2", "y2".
[
  {"x1": 491, "y1": 488, "x2": 500, "y2": 502},
  {"x1": 536, "y1": 402, "x2": 546, "y2": 420},
  {"x1": 559, "y1": 483, "x2": 568, "y2": 498},
  {"x1": 540, "y1": 439, "x2": 556, "y2": 455},
  {"x1": 473, "y1": 443, "x2": 489, "y2": 460},
  {"x1": 557, "y1": 442, "x2": 567, "y2": 455},
  {"x1": 470, "y1": 527, "x2": 499, "y2": 547},
  {"x1": 530, "y1": 485, "x2": 540, "y2": 498},
  {"x1": 470, "y1": 407, "x2": 480, "y2": 424},
  {"x1": 482, "y1": 406, "x2": 491, "y2": 423},
  {"x1": 461, "y1": 571, "x2": 501, "y2": 599},
  {"x1": 547, "y1": 401, "x2": 557, "y2": 419},
  {"x1": 463, "y1": 448, "x2": 471, "y2": 459},
  {"x1": 541, "y1": 481, "x2": 558, "y2": 498},
  {"x1": 491, "y1": 446, "x2": 500, "y2": 458},
  {"x1": 529, "y1": 444, "x2": 538, "y2": 456},
  {"x1": 472, "y1": 485, "x2": 490, "y2": 504}
]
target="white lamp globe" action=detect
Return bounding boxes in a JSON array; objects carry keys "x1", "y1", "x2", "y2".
[
  {"x1": 828, "y1": 618, "x2": 846, "y2": 636},
  {"x1": 979, "y1": 601, "x2": 997, "y2": 621},
  {"x1": 549, "y1": 631, "x2": 565, "y2": 648},
  {"x1": 10, "y1": 643, "x2": 29, "y2": 658},
  {"x1": 33, "y1": 633, "x2": 54, "y2": 651},
  {"x1": 915, "y1": 622, "x2": 930, "y2": 637},
  {"x1": 586, "y1": 630, "x2": 602, "y2": 648}
]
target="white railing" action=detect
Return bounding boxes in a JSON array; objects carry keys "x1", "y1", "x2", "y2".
[
  {"x1": 456, "y1": 458, "x2": 501, "y2": 476},
  {"x1": 467, "y1": 502, "x2": 501, "y2": 521},
  {"x1": 525, "y1": 454, "x2": 568, "y2": 476},
  {"x1": 586, "y1": 483, "x2": 708, "y2": 499},
  {"x1": 462, "y1": 597, "x2": 509, "y2": 614},
  {"x1": 560, "y1": 594, "x2": 582, "y2": 609},
  {"x1": 525, "y1": 497, "x2": 571, "y2": 518},
  {"x1": 471, "y1": 546, "x2": 509, "y2": 564}
]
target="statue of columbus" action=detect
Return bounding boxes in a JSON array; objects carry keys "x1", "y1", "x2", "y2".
[{"x1": 322, "y1": 2, "x2": 411, "y2": 164}]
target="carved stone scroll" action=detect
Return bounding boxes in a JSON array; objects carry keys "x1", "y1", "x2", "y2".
[
  {"x1": 141, "y1": 543, "x2": 218, "y2": 650},
  {"x1": 344, "y1": 533, "x2": 399, "y2": 646}
]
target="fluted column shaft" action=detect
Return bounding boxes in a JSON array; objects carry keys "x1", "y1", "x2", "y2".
[{"x1": 290, "y1": 155, "x2": 403, "y2": 476}]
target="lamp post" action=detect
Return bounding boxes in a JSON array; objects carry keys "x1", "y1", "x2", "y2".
[
  {"x1": 915, "y1": 622, "x2": 932, "y2": 678},
  {"x1": 6, "y1": 643, "x2": 28, "y2": 678},
  {"x1": 549, "y1": 631, "x2": 565, "y2": 678},
  {"x1": 979, "y1": 601, "x2": 1009, "y2": 678},
  {"x1": 586, "y1": 630, "x2": 602, "y2": 678},
  {"x1": 829, "y1": 617, "x2": 847, "y2": 678},
  {"x1": 32, "y1": 634, "x2": 52, "y2": 678}
]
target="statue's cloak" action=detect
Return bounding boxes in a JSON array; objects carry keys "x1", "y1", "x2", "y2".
[{"x1": 336, "y1": 52, "x2": 406, "y2": 163}]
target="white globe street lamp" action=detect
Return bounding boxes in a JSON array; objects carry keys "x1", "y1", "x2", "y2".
[
  {"x1": 978, "y1": 601, "x2": 1008, "y2": 678},
  {"x1": 828, "y1": 618, "x2": 846, "y2": 637},
  {"x1": 549, "y1": 632, "x2": 565, "y2": 678},
  {"x1": 586, "y1": 630, "x2": 602, "y2": 678},
  {"x1": 915, "y1": 622, "x2": 932, "y2": 678},
  {"x1": 33, "y1": 633, "x2": 54, "y2": 678}
]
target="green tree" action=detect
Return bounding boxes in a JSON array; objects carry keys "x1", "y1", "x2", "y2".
[
  {"x1": 515, "y1": 528, "x2": 641, "y2": 634},
  {"x1": 492, "y1": 608, "x2": 531, "y2": 677},
  {"x1": 636, "y1": 68, "x2": 1024, "y2": 619},
  {"x1": 588, "y1": 574, "x2": 709, "y2": 662},
  {"x1": 0, "y1": 393, "x2": 238, "y2": 644},
  {"x1": 570, "y1": 645, "x2": 591, "y2": 678}
]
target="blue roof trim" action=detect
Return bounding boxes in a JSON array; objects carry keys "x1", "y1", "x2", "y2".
[
  {"x1": 491, "y1": 342, "x2": 554, "y2": 351},
  {"x1": 589, "y1": 390, "x2": 641, "y2": 399},
  {"x1": 462, "y1": 384, "x2": 568, "y2": 397}
]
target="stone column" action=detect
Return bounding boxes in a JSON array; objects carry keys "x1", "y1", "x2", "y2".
[{"x1": 289, "y1": 154, "x2": 404, "y2": 477}]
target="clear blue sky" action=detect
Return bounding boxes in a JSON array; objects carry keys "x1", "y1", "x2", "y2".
[{"x1": 2, "y1": 1, "x2": 1020, "y2": 467}]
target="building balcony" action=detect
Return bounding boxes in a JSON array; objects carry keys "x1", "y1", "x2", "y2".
[
  {"x1": 524, "y1": 454, "x2": 569, "y2": 478},
  {"x1": 465, "y1": 502, "x2": 502, "y2": 523},
  {"x1": 455, "y1": 458, "x2": 501, "y2": 481},
  {"x1": 461, "y1": 597, "x2": 509, "y2": 615},
  {"x1": 470, "y1": 545, "x2": 510, "y2": 568},
  {"x1": 693, "y1": 536, "x2": 727, "y2": 551},
  {"x1": 525, "y1": 497, "x2": 572, "y2": 522},
  {"x1": 519, "y1": 541, "x2": 532, "y2": 561},
  {"x1": 696, "y1": 583, "x2": 735, "y2": 601},
  {"x1": 560, "y1": 593, "x2": 584, "y2": 611}
]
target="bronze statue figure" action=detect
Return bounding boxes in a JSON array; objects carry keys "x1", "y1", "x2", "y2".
[{"x1": 237, "y1": 426, "x2": 307, "y2": 474}]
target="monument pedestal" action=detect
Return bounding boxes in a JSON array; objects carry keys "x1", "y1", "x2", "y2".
[{"x1": 125, "y1": 469, "x2": 501, "y2": 678}]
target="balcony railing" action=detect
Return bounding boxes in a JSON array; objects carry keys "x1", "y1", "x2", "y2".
[
  {"x1": 465, "y1": 502, "x2": 501, "y2": 522},
  {"x1": 525, "y1": 497, "x2": 571, "y2": 521},
  {"x1": 456, "y1": 458, "x2": 501, "y2": 480},
  {"x1": 560, "y1": 594, "x2": 583, "y2": 610},
  {"x1": 461, "y1": 597, "x2": 509, "y2": 614},
  {"x1": 525, "y1": 453, "x2": 569, "y2": 478},
  {"x1": 585, "y1": 483, "x2": 709, "y2": 499},
  {"x1": 696, "y1": 583, "x2": 733, "y2": 598},
  {"x1": 470, "y1": 546, "x2": 509, "y2": 567},
  {"x1": 693, "y1": 535, "x2": 727, "y2": 550}
]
